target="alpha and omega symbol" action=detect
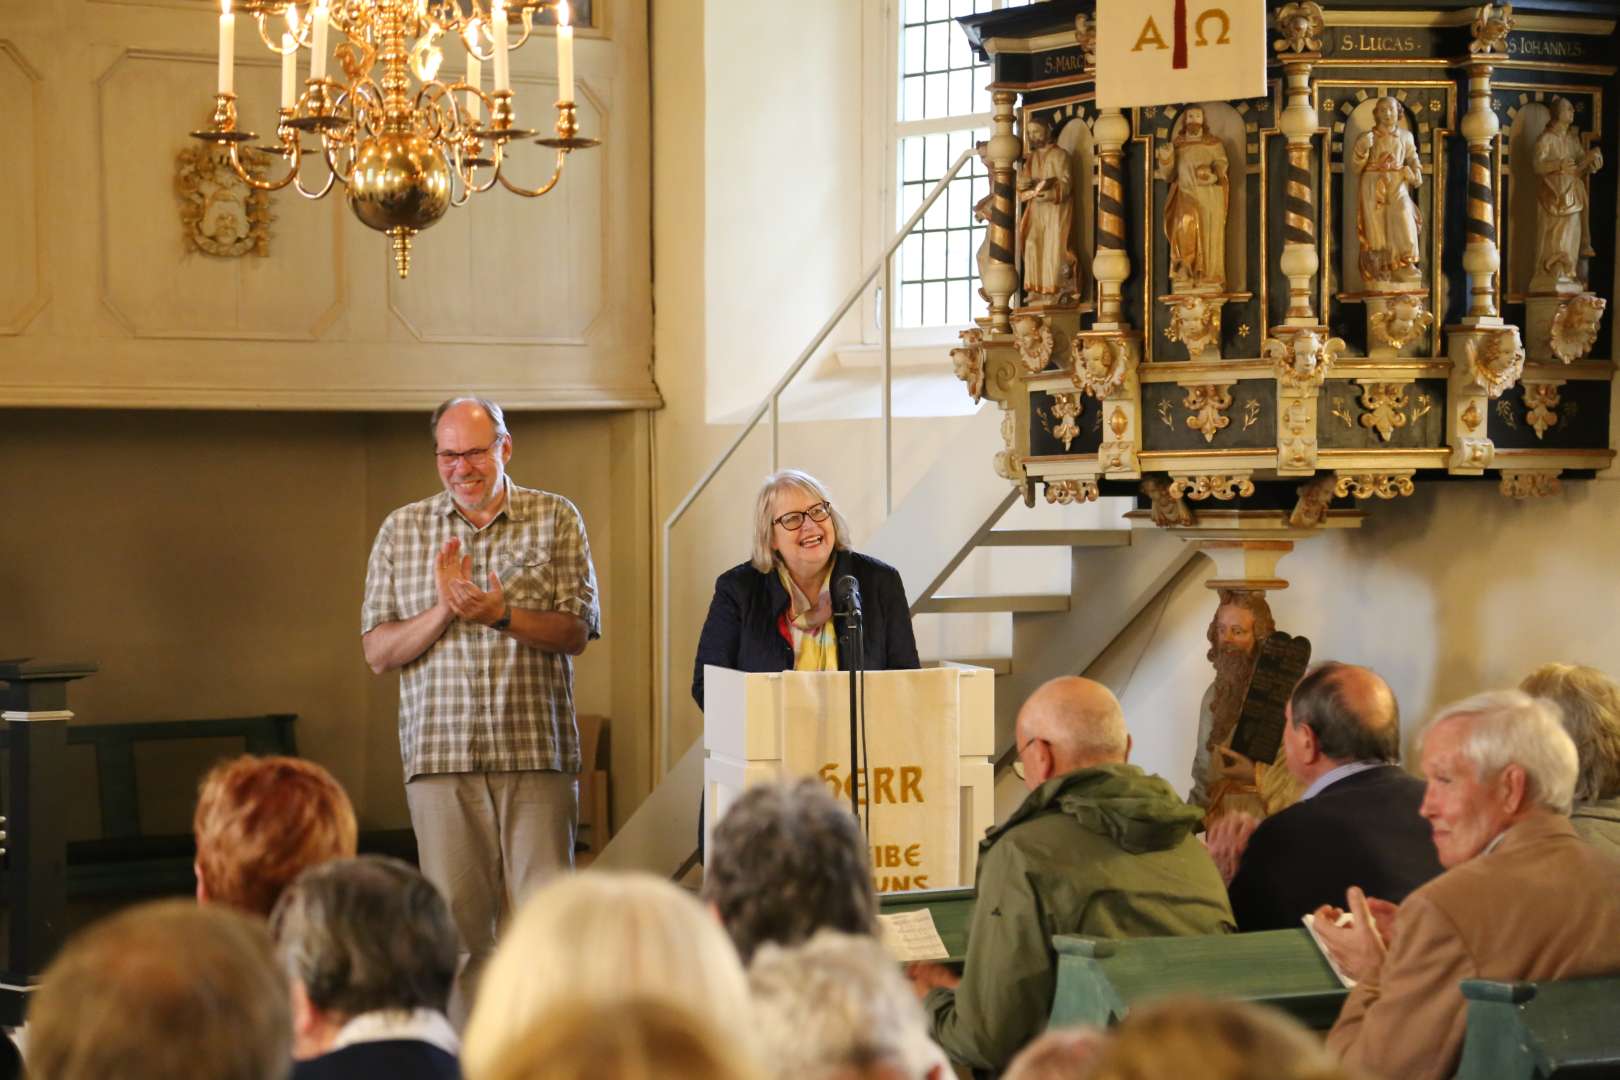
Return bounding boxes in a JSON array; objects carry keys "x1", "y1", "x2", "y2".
[{"x1": 1132, "y1": 2, "x2": 1233, "y2": 69}]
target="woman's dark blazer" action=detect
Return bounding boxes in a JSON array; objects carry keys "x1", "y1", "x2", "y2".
[{"x1": 691, "y1": 548, "x2": 921, "y2": 709}]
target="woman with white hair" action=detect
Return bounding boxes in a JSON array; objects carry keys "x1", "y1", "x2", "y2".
[
  {"x1": 1520, "y1": 661, "x2": 1620, "y2": 855},
  {"x1": 461, "y1": 871, "x2": 754, "y2": 1080},
  {"x1": 691, "y1": 469, "x2": 919, "y2": 709}
]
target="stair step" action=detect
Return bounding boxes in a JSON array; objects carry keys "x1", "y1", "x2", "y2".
[
  {"x1": 927, "y1": 656, "x2": 1012, "y2": 675},
  {"x1": 978, "y1": 529, "x2": 1131, "y2": 548},
  {"x1": 916, "y1": 593, "x2": 1071, "y2": 615}
]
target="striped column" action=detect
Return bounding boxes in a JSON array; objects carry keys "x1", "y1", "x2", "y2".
[
  {"x1": 1462, "y1": 63, "x2": 1501, "y2": 321},
  {"x1": 982, "y1": 90, "x2": 1021, "y2": 331},
  {"x1": 1278, "y1": 61, "x2": 1320, "y2": 325},
  {"x1": 1092, "y1": 107, "x2": 1132, "y2": 329}
]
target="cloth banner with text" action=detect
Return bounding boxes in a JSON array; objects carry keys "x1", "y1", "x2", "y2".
[{"x1": 1096, "y1": 0, "x2": 1268, "y2": 109}]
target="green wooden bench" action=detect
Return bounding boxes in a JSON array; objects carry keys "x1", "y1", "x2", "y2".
[
  {"x1": 1049, "y1": 929, "x2": 1349, "y2": 1032},
  {"x1": 879, "y1": 886, "x2": 976, "y2": 963},
  {"x1": 1455, "y1": 976, "x2": 1620, "y2": 1080}
]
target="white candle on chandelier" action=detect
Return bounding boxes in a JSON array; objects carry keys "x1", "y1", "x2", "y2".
[
  {"x1": 311, "y1": 2, "x2": 330, "y2": 82},
  {"x1": 280, "y1": 32, "x2": 298, "y2": 108},
  {"x1": 465, "y1": 26, "x2": 482, "y2": 119},
  {"x1": 556, "y1": 0, "x2": 574, "y2": 104},
  {"x1": 217, "y1": 0, "x2": 235, "y2": 95},
  {"x1": 492, "y1": 0, "x2": 511, "y2": 93}
]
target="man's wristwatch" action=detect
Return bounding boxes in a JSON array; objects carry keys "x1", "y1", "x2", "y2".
[{"x1": 492, "y1": 602, "x2": 512, "y2": 632}]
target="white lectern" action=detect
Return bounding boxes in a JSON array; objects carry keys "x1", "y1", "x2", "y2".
[{"x1": 702, "y1": 664, "x2": 995, "y2": 892}]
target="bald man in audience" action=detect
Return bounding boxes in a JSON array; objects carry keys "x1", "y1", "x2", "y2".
[
  {"x1": 1318, "y1": 690, "x2": 1620, "y2": 1080},
  {"x1": 1214, "y1": 662, "x2": 1443, "y2": 931},
  {"x1": 910, "y1": 676, "x2": 1233, "y2": 1073}
]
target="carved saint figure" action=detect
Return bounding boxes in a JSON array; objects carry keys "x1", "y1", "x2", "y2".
[
  {"x1": 1155, "y1": 106, "x2": 1229, "y2": 291},
  {"x1": 1352, "y1": 97, "x2": 1423, "y2": 285},
  {"x1": 1191, "y1": 591, "x2": 1299, "y2": 824},
  {"x1": 972, "y1": 141, "x2": 994, "y2": 303},
  {"x1": 1016, "y1": 118, "x2": 1079, "y2": 306},
  {"x1": 1533, "y1": 96, "x2": 1603, "y2": 288}
]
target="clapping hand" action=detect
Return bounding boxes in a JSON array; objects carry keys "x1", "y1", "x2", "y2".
[
  {"x1": 434, "y1": 538, "x2": 472, "y2": 607},
  {"x1": 1203, "y1": 811, "x2": 1260, "y2": 885},
  {"x1": 448, "y1": 571, "x2": 508, "y2": 626},
  {"x1": 1311, "y1": 886, "x2": 1398, "y2": 983}
]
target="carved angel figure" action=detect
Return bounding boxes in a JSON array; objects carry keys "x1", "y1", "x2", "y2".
[
  {"x1": 1168, "y1": 296, "x2": 1220, "y2": 358},
  {"x1": 1549, "y1": 293, "x2": 1606, "y2": 363},
  {"x1": 1352, "y1": 97, "x2": 1423, "y2": 285},
  {"x1": 1273, "y1": 2, "x2": 1324, "y2": 54},
  {"x1": 1464, "y1": 328, "x2": 1526, "y2": 398},
  {"x1": 1071, "y1": 336, "x2": 1126, "y2": 399},
  {"x1": 1533, "y1": 97, "x2": 1603, "y2": 289},
  {"x1": 1010, "y1": 313, "x2": 1054, "y2": 374},
  {"x1": 1264, "y1": 330, "x2": 1343, "y2": 389}
]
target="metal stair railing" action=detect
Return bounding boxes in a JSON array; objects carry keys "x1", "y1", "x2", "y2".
[{"x1": 658, "y1": 145, "x2": 980, "y2": 774}]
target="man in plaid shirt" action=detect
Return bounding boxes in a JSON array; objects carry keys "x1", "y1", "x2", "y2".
[{"x1": 362, "y1": 396, "x2": 600, "y2": 1022}]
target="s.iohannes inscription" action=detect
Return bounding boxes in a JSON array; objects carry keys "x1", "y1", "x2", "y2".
[{"x1": 1506, "y1": 35, "x2": 1592, "y2": 61}]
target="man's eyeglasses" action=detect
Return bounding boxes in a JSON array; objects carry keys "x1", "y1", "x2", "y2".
[
  {"x1": 1011, "y1": 735, "x2": 1045, "y2": 780},
  {"x1": 773, "y1": 501, "x2": 832, "y2": 531},
  {"x1": 436, "y1": 438, "x2": 503, "y2": 466}
]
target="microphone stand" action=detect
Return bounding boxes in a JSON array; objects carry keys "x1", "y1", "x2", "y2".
[{"x1": 837, "y1": 604, "x2": 865, "y2": 830}]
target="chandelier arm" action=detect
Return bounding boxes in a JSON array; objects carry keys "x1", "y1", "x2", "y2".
[
  {"x1": 495, "y1": 147, "x2": 566, "y2": 198},
  {"x1": 255, "y1": 12, "x2": 308, "y2": 52},
  {"x1": 294, "y1": 166, "x2": 339, "y2": 200},
  {"x1": 227, "y1": 139, "x2": 303, "y2": 192},
  {"x1": 322, "y1": 138, "x2": 356, "y2": 186}
]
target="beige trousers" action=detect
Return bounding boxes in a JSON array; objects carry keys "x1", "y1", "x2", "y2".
[{"x1": 405, "y1": 769, "x2": 577, "y2": 1027}]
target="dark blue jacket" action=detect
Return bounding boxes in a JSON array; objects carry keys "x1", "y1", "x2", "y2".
[
  {"x1": 691, "y1": 549, "x2": 920, "y2": 709},
  {"x1": 292, "y1": 1040, "x2": 460, "y2": 1080},
  {"x1": 1227, "y1": 764, "x2": 1444, "y2": 932}
]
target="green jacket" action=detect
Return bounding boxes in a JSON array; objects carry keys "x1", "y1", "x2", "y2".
[{"x1": 925, "y1": 763, "x2": 1235, "y2": 1073}]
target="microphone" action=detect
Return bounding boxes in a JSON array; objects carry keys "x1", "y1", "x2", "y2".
[{"x1": 833, "y1": 575, "x2": 863, "y2": 617}]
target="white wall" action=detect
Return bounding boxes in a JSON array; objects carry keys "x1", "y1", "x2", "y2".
[
  {"x1": 1088, "y1": 478, "x2": 1620, "y2": 798},
  {"x1": 701, "y1": 0, "x2": 866, "y2": 421}
]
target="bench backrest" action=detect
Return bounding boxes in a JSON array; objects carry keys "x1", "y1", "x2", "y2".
[
  {"x1": 1050, "y1": 929, "x2": 1349, "y2": 1032},
  {"x1": 1457, "y1": 976, "x2": 1620, "y2": 1080}
]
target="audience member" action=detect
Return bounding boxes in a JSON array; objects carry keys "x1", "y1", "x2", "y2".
[
  {"x1": 911, "y1": 676, "x2": 1233, "y2": 1073},
  {"x1": 1521, "y1": 661, "x2": 1620, "y2": 854},
  {"x1": 194, "y1": 754, "x2": 358, "y2": 917},
  {"x1": 703, "y1": 779, "x2": 877, "y2": 963},
  {"x1": 479, "y1": 999, "x2": 760, "y2": 1080},
  {"x1": 748, "y1": 930, "x2": 946, "y2": 1080},
  {"x1": 461, "y1": 870, "x2": 751, "y2": 1080},
  {"x1": 269, "y1": 856, "x2": 459, "y2": 1079},
  {"x1": 1215, "y1": 663, "x2": 1442, "y2": 930},
  {"x1": 1084, "y1": 997, "x2": 1355, "y2": 1080},
  {"x1": 1320, "y1": 690, "x2": 1620, "y2": 1080},
  {"x1": 27, "y1": 899, "x2": 291, "y2": 1080},
  {"x1": 1000, "y1": 1027, "x2": 1107, "y2": 1080}
]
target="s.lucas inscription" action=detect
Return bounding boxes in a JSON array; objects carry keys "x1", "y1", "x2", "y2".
[{"x1": 1333, "y1": 31, "x2": 1423, "y2": 54}]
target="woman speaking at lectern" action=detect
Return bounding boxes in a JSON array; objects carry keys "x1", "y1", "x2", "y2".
[{"x1": 691, "y1": 469, "x2": 920, "y2": 710}]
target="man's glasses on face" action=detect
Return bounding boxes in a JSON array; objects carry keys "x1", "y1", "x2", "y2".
[
  {"x1": 436, "y1": 438, "x2": 502, "y2": 466},
  {"x1": 773, "y1": 501, "x2": 832, "y2": 531}
]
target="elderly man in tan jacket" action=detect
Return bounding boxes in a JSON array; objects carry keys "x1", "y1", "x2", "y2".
[{"x1": 1317, "y1": 689, "x2": 1620, "y2": 1080}]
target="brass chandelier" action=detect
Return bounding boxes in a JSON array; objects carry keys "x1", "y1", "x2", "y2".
[{"x1": 192, "y1": 0, "x2": 597, "y2": 277}]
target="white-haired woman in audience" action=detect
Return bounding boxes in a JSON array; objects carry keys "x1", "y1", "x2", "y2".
[
  {"x1": 461, "y1": 871, "x2": 754, "y2": 1080},
  {"x1": 748, "y1": 930, "x2": 947, "y2": 1080},
  {"x1": 1520, "y1": 661, "x2": 1620, "y2": 854},
  {"x1": 690, "y1": 469, "x2": 920, "y2": 710}
]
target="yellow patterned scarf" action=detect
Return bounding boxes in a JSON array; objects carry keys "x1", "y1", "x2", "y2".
[{"x1": 778, "y1": 564, "x2": 839, "y2": 673}]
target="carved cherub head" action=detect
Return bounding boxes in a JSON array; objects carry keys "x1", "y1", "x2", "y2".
[
  {"x1": 1081, "y1": 338, "x2": 1112, "y2": 379},
  {"x1": 1470, "y1": 3, "x2": 1514, "y2": 55},
  {"x1": 951, "y1": 346, "x2": 985, "y2": 400},
  {"x1": 1371, "y1": 295, "x2": 1434, "y2": 351},
  {"x1": 1273, "y1": 2, "x2": 1324, "y2": 54}
]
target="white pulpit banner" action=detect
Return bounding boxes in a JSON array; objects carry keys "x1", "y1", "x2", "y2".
[{"x1": 1096, "y1": 0, "x2": 1268, "y2": 109}]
